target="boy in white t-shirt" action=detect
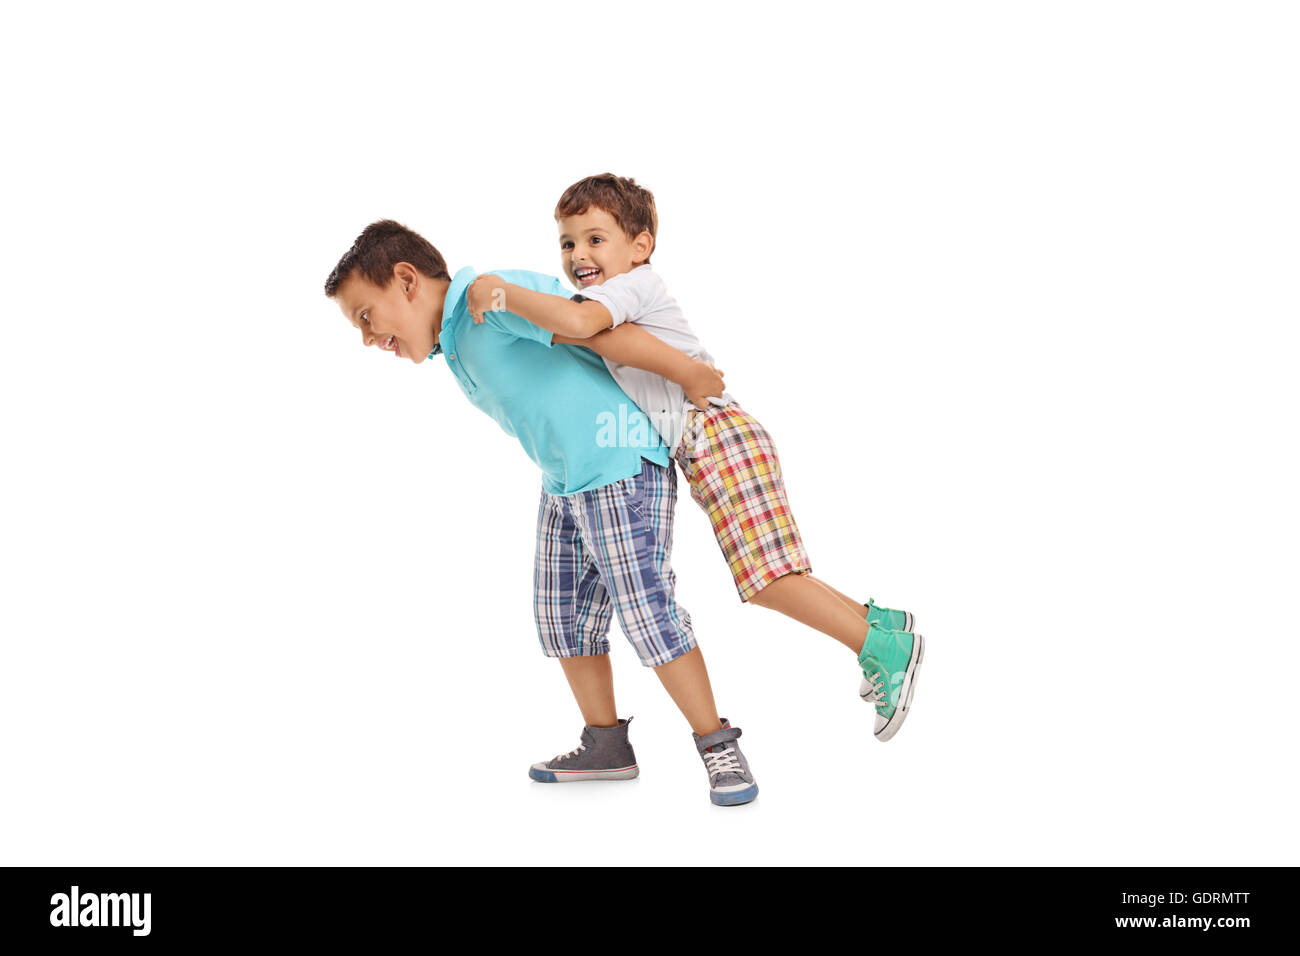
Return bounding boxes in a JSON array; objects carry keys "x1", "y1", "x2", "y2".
[{"x1": 467, "y1": 173, "x2": 925, "y2": 742}]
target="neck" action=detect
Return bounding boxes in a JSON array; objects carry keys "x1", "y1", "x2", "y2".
[{"x1": 427, "y1": 277, "x2": 452, "y2": 349}]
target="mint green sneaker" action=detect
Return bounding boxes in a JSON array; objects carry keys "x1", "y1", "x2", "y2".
[
  {"x1": 862, "y1": 597, "x2": 914, "y2": 633},
  {"x1": 858, "y1": 623, "x2": 925, "y2": 741}
]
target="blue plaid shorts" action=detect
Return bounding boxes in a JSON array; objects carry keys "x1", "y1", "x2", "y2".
[{"x1": 533, "y1": 457, "x2": 696, "y2": 668}]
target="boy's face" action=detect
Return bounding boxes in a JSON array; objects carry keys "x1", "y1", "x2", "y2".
[
  {"x1": 557, "y1": 207, "x2": 652, "y2": 290},
  {"x1": 334, "y1": 267, "x2": 434, "y2": 365}
]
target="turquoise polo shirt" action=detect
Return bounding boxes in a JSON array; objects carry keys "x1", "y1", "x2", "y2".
[{"x1": 432, "y1": 267, "x2": 669, "y2": 495}]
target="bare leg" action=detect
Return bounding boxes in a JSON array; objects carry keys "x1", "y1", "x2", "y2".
[
  {"x1": 747, "y1": 571, "x2": 870, "y2": 655},
  {"x1": 806, "y1": 576, "x2": 869, "y2": 618},
  {"x1": 558, "y1": 655, "x2": 618, "y2": 727},
  {"x1": 652, "y1": 647, "x2": 723, "y2": 737}
]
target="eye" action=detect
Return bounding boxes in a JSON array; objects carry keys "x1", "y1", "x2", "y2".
[
  {"x1": 360, "y1": 310, "x2": 370, "y2": 325},
  {"x1": 590, "y1": 236, "x2": 602, "y2": 245},
  {"x1": 561, "y1": 240, "x2": 574, "y2": 250}
]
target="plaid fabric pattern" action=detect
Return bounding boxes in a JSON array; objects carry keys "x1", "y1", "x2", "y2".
[
  {"x1": 675, "y1": 404, "x2": 812, "y2": 602},
  {"x1": 533, "y1": 458, "x2": 696, "y2": 668}
]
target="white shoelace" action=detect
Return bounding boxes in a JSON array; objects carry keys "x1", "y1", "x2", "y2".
[
  {"x1": 861, "y1": 670, "x2": 887, "y2": 705},
  {"x1": 554, "y1": 744, "x2": 586, "y2": 761},
  {"x1": 703, "y1": 748, "x2": 743, "y2": 778}
]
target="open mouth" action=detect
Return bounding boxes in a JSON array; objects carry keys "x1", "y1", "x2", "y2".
[
  {"x1": 574, "y1": 267, "x2": 601, "y2": 286},
  {"x1": 382, "y1": 335, "x2": 401, "y2": 357}
]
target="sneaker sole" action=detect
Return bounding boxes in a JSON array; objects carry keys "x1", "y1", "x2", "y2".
[
  {"x1": 710, "y1": 783, "x2": 759, "y2": 806},
  {"x1": 528, "y1": 765, "x2": 639, "y2": 783},
  {"x1": 873, "y1": 631, "x2": 924, "y2": 742}
]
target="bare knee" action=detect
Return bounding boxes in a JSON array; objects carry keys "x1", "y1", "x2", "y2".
[{"x1": 747, "y1": 571, "x2": 801, "y2": 607}]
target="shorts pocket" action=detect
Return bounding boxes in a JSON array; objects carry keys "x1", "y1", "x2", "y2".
[{"x1": 609, "y1": 472, "x2": 645, "y2": 520}]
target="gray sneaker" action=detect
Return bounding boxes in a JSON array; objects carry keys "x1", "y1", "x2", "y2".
[
  {"x1": 692, "y1": 718, "x2": 759, "y2": 806},
  {"x1": 529, "y1": 717, "x2": 640, "y2": 783}
]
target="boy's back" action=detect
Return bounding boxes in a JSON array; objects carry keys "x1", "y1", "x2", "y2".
[{"x1": 439, "y1": 266, "x2": 668, "y2": 495}]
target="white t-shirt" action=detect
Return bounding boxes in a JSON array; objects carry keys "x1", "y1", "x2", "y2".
[{"x1": 575, "y1": 265, "x2": 733, "y2": 457}]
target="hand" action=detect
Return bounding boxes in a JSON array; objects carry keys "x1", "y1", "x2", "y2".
[
  {"x1": 683, "y1": 360, "x2": 726, "y2": 410},
  {"x1": 467, "y1": 274, "x2": 507, "y2": 324}
]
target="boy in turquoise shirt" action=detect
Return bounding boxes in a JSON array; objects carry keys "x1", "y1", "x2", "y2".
[{"x1": 324, "y1": 220, "x2": 759, "y2": 806}]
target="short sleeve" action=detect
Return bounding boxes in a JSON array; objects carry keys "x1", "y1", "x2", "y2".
[
  {"x1": 478, "y1": 270, "x2": 569, "y2": 348},
  {"x1": 481, "y1": 310, "x2": 554, "y2": 348},
  {"x1": 571, "y1": 268, "x2": 653, "y2": 329}
]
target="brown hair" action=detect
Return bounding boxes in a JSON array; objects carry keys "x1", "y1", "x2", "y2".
[
  {"x1": 323, "y1": 219, "x2": 450, "y2": 298},
  {"x1": 555, "y1": 173, "x2": 658, "y2": 260}
]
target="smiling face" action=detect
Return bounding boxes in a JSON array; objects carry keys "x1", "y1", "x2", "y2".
[
  {"x1": 333, "y1": 264, "x2": 439, "y2": 364},
  {"x1": 557, "y1": 207, "x2": 654, "y2": 290}
]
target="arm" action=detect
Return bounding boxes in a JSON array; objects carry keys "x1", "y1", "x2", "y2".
[
  {"x1": 555, "y1": 324, "x2": 726, "y2": 411},
  {"x1": 467, "y1": 274, "x2": 612, "y2": 339}
]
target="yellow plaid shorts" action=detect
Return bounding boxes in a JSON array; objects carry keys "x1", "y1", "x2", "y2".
[{"x1": 674, "y1": 403, "x2": 811, "y2": 602}]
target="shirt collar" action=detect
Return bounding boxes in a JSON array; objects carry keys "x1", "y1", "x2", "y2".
[{"x1": 430, "y1": 266, "x2": 478, "y2": 358}]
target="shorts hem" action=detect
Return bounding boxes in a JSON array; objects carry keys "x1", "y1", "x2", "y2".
[
  {"x1": 540, "y1": 643, "x2": 612, "y2": 659},
  {"x1": 738, "y1": 563, "x2": 813, "y2": 604},
  {"x1": 639, "y1": 638, "x2": 699, "y2": 669}
]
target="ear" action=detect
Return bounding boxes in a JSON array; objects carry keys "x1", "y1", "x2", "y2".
[
  {"x1": 392, "y1": 262, "x2": 418, "y2": 297},
  {"x1": 630, "y1": 230, "x2": 654, "y2": 264}
]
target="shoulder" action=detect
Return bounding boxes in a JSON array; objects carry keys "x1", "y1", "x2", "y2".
[
  {"x1": 595, "y1": 265, "x2": 668, "y2": 305},
  {"x1": 621, "y1": 264, "x2": 666, "y2": 291}
]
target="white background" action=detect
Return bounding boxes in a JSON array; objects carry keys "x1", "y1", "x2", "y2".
[{"x1": 2, "y1": 1, "x2": 1296, "y2": 866}]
